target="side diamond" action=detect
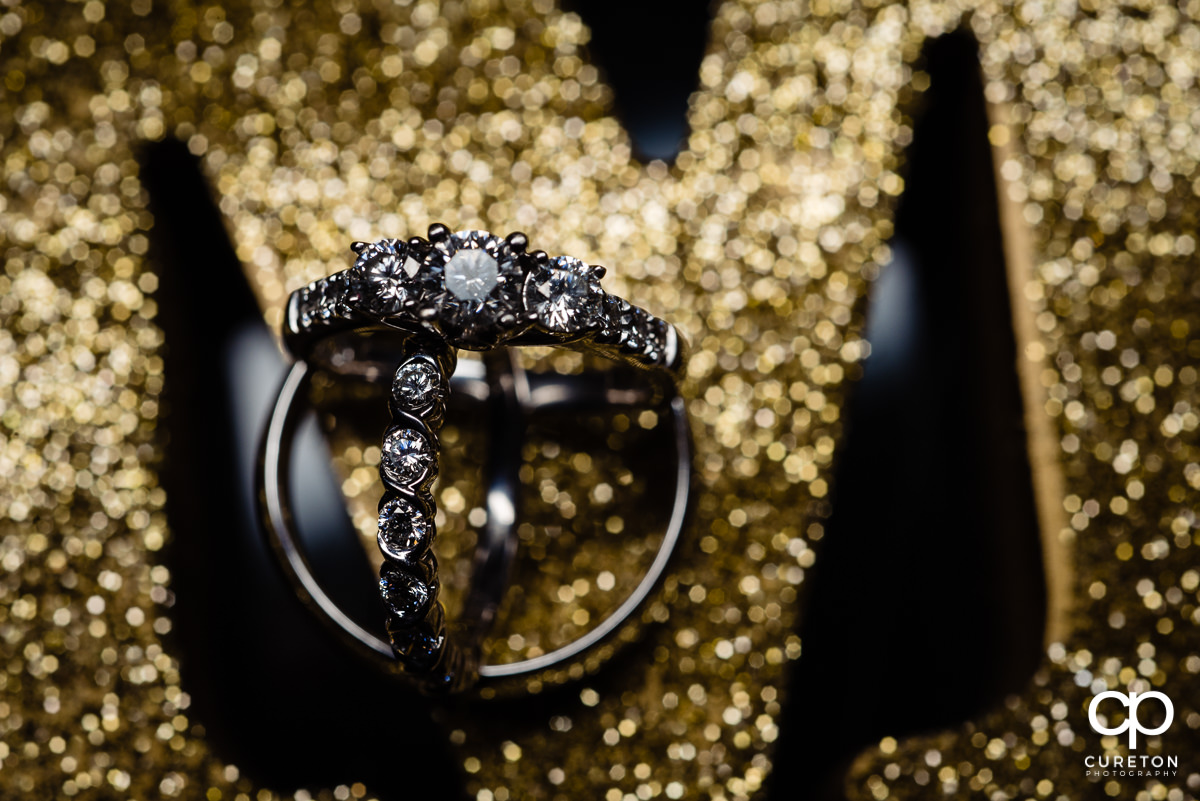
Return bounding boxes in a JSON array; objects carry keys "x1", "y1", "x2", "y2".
[
  {"x1": 643, "y1": 318, "x2": 668, "y2": 361},
  {"x1": 352, "y1": 240, "x2": 412, "y2": 315},
  {"x1": 604, "y1": 296, "x2": 645, "y2": 352},
  {"x1": 523, "y1": 256, "x2": 603, "y2": 333},
  {"x1": 314, "y1": 274, "x2": 345, "y2": 321}
]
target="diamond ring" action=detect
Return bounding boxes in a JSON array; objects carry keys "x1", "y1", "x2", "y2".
[
  {"x1": 258, "y1": 225, "x2": 691, "y2": 693},
  {"x1": 285, "y1": 224, "x2": 683, "y2": 375}
]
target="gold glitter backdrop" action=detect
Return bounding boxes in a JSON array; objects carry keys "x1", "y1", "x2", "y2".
[
  {"x1": 847, "y1": 1, "x2": 1200, "y2": 799},
  {"x1": 0, "y1": 0, "x2": 1196, "y2": 799}
]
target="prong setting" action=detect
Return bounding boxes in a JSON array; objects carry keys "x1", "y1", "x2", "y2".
[
  {"x1": 506, "y1": 231, "x2": 529, "y2": 253},
  {"x1": 291, "y1": 229, "x2": 682, "y2": 372}
]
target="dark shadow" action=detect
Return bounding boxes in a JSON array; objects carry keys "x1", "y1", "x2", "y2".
[
  {"x1": 566, "y1": 0, "x2": 711, "y2": 162},
  {"x1": 767, "y1": 29, "x2": 1047, "y2": 801},
  {"x1": 146, "y1": 139, "x2": 460, "y2": 799}
]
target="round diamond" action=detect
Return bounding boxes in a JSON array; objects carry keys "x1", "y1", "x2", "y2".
[
  {"x1": 392, "y1": 360, "x2": 440, "y2": 410},
  {"x1": 379, "y1": 565, "x2": 430, "y2": 622},
  {"x1": 444, "y1": 248, "x2": 499, "y2": 301},
  {"x1": 524, "y1": 256, "x2": 601, "y2": 332},
  {"x1": 388, "y1": 625, "x2": 442, "y2": 669},
  {"x1": 353, "y1": 241, "x2": 414, "y2": 315},
  {"x1": 378, "y1": 497, "x2": 431, "y2": 558},
  {"x1": 380, "y1": 427, "x2": 433, "y2": 488},
  {"x1": 420, "y1": 230, "x2": 523, "y2": 346},
  {"x1": 605, "y1": 296, "x2": 646, "y2": 351}
]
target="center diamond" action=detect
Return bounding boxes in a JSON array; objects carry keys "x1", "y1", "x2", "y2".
[
  {"x1": 444, "y1": 249, "x2": 499, "y2": 301},
  {"x1": 421, "y1": 229, "x2": 524, "y2": 347}
]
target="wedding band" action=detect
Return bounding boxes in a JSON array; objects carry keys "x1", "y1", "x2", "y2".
[{"x1": 258, "y1": 225, "x2": 691, "y2": 693}]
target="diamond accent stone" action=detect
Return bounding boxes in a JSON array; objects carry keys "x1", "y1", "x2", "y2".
[
  {"x1": 444, "y1": 248, "x2": 499, "y2": 301},
  {"x1": 524, "y1": 256, "x2": 602, "y2": 332},
  {"x1": 644, "y1": 318, "x2": 668, "y2": 359},
  {"x1": 392, "y1": 360, "x2": 440, "y2": 410},
  {"x1": 298, "y1": 285, "x2": 316, "y2": 328},
  {"x1": 378, "y1": 497, "x2": 431, "y2": 558},
  {"x1": 379, "y1": 564, "x2": 430, "y2": 623},
  {"x1": 603, "y1": 296, "x2": 646, "y2": 351},
  {"x1": 353, "y1": 240, "x2": 410, "y2": 315},
  {"x1": 313, "y1": 281, "x2": 334, "y2": 320},
  {"x1": 380, "y1": 427, "x2": 433, "y2": 488}
]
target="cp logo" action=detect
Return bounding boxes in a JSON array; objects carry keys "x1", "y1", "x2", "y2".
[{"x1": 1087, "y1": 690, "x2": 1174, "y2": 749}]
